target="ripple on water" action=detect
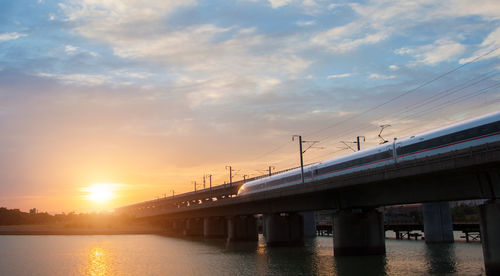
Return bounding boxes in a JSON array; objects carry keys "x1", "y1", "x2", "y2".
[{"x1": 0, "y1": 235, "x2": 485, "y2": 275}]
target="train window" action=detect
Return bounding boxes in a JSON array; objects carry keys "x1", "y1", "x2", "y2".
[
  {"x1": 482, "y1": 125, "x2": 491, "y2": 133},
  {"x1": 469, "y1": 128, "x2": 477, "y2": 136}
]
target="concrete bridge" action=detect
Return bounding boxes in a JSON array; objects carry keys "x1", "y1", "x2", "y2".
[{"x1": 117, "y1": 141, "x2": 500, "y2": 275}]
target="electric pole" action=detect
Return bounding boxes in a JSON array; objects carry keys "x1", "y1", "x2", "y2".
[
  {"x1": 206, "y1": 174, "x2": 212, "y2": 200},
  {"x1": 171, "y1": 190, "x2": 174, "y2": 198},
  {"x1": 293, "y1": 135, "x2": 322, "y2": 184},
  {"x1": 225, "y1": 166, "x2": 234, "y2": 187},
  {"x1": 356, "y1": 136, "x2": 365, "y2": 151},
  {"x1": 268, "y1": 166, "x2": 275, "y2": 176},
  {"x1": 193, "y1": 181, "x2": 198, "y2": 192},
  {"x1": 292, "y1": 135, "x2": 305, "y2": 184},
  {"x1": 203, "y1": 175, "x2": 206, "y2": 189}
]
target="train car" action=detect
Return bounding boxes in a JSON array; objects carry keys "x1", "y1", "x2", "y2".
[{"x1": 238, "y1": 112, "x2": 500, "y2": 196}]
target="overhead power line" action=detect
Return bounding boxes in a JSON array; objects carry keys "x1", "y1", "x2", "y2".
[{"x1": 247, "y1": 46, "x2": 500, "y2": 167}]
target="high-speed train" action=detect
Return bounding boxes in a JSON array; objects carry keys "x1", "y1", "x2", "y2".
[{"x1": 238, "y1": 112, "x2": 500, "y2": 196}]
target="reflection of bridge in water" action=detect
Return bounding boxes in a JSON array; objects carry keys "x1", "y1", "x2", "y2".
[{"x1": 117, "y1": 141, "x2": 500, "y2": 275}]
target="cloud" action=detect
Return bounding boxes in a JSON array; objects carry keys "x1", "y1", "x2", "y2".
[
  {"x1": 268, "y1": 0, "x2": 291, "y2": 8},
  {"x1": 396, "y1": 39, "x2": 466, "y2": 65},
  {"x1": 0, "y1": 32, "x2": 27, "y2": 41},
  {"x1": 327, "y1": 73, "x2": 351, "y2": 79},
  {"x1": 327, "y1": 4, "x2": 338, "y2": 10},
  {"x1": 65, "y1": 45, "x2": 78, "y2": 54},
  {"x1": 311, "y1": 22, "x2": 388, "y2": 53},
  {"x1": 117, "y1": 71, "x2": 152, "y2": 79},
  {"x1": 36, "y1": 70, "x2": 156, "y2": 86},
  {"x1": 60, "y1": 0, "x2": 195, "y2": 22},
  {"x1": 389, "y1": 65, "x2": 399, "y2": 70},
  {"x1": 310, "y1": 0, "x2": 500, "y2": 55},
  {"x1": 297, "y1": 20, "x2": 316, "y2": 26},
  {"x1": 459, "y1": 26, "x2": 500, "y2": 64},
  {"x1": 369, "y1": 73, "x2": 395, "y2": 80},
  {"x1": 436, "y1": 0, "x2": 500, "y2": 20},
  {"x1": 37, "y1": 73, "x2": 111, "y2": 86},
  {"x1": 57, "y1": 0, "x2": 312, "y2": 103}
]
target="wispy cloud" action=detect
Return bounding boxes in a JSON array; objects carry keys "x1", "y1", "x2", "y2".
[
  {"x1": 369, "y1": 73, "x2": 395, "y2": 80},
  {"x1": 396, "y1": 39, "x2": 466, "y2": 66},
  {"x1": 37, "y1": 73, "x2": 111, "y2": 86},
  {"x1": 268, "y1": 0, "x2": 291, "y2": 9},
  {"x1": 0, "y1": 32, "x2": 27, "y2": 41},
  {"x1": 327, "y1": 73, "x2": 351, "y2": 79},
  {"x1": 459, "y1": 26, "x2": 500, "y2": 64},
  {"x1": 57, "y1": 1, "x2": 312, "y2": 102},
  {"x1": 310, "y1": 0, "x2": 500, "y2": 55},
  {"x1": 297, "y1": 20, "x2": 316, "y2": 26},
  {"x1": 311, "y1": 22, "x2": 388, "y2": 53},
  {"x1": 65, "y1": 45, "x2": 78, "y2": 54}
]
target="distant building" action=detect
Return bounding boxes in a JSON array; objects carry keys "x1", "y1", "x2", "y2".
[{"x1": 29, "y1": 208, "x2": 37, "y2": 214}]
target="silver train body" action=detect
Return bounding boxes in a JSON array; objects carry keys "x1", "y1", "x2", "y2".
[{"x1": 238, "y1": 112, "x2": 500, "y2": 196}]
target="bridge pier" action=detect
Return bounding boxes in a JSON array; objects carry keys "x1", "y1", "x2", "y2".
[
  {"x1": 263, "y1": 213, "x2": 303, "y2": 246},
  {"x1": 333, "y1": 208, "x2": 385, "y2": 256},
  {"x1": 170, "y1": 219, "x2": 186, "y2": 235},
  {"x1": 184, "y1": 218, "x2": 204, "y2": 236},
  {"x1": 480, "y1": 200, "x2": 500, "y2": 276},
  {"x1": 423, "y1": 202, "x2": 454, "y2": 243},
  {"x1": 301, "y1": 211, "x2": 317, "y2": 237},
  {"x1": 203, "y1": 216, "x2": 227, "y2": 238},
  {"x1": 227, "y1": 215, "x2": 258, "y2": 241}
]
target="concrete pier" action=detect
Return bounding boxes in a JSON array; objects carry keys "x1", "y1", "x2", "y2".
[
  {"x1": 183, "y1": 218, "x2": 204, "y2": 236},
  {"x1": 170, "y1": 219, "x2": 186, "y2": 235},
  {"x1": 479, "y1": 200, "x2": 500, "y2": 276},
  {"x1": 301, "y1": 211, "x2": 317, "y2": 238},
  {"x1": 203, "y1": 217, "x2": 227, "y2": 238},
  {"x1": 263, "y1": 213, "x2": 303, "y2": 246},
  {"x1": 227, "y1": 215, "x2": 258, "y2": 241},
  {"x1": 333, "y1": 208, "x2": 385, "y2": 256},
  {"x1": 422, "y1": 202, "x2": 454, "y2": 243}
]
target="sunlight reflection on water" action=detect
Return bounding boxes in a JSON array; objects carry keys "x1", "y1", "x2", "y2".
[
  {"x1": 0, "y1": 235, "x2": 486, "y2": 275},
  {"x1": 85, "y1": 247, "x2": 110, "y2": 276}
]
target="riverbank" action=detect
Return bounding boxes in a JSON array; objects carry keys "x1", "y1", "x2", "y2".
[{"x1": 0, "y1": 225, "x2": 165, "y2": 235}]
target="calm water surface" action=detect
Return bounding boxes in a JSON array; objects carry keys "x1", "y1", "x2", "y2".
[{"x1": 0, "y1": 234, "x2": 485, "y2": 275}]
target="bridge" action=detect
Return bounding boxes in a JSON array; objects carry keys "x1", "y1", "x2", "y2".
[{"x1": 117, "y1": 141, "x2": 500, "y2": 275}]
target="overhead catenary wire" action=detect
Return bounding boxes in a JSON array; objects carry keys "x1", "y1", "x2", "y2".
[
  {"x1": 395, "y1": 82, "x2": 500, "y2": 134},
  {"x1": 309, "y1": 67, "x2": 500, "y2": 150},
  {"x1": 306, "y1": 79, "x2": 500, "y2": 161},
  {"x1": 246, "y1": 46, "x2": 500, "y2": 171},
  {"x1": 305, "y1": 46, "x2": 500, "y2": 140}
]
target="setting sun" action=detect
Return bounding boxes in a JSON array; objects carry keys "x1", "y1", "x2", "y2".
[{"x1": 83, "y1": 183, "x2": 117, "y2": 203}]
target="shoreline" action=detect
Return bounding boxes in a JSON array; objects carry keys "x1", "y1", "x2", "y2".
[{"x1": 0, "y1": 225, "x2": 165, "y2": 236}]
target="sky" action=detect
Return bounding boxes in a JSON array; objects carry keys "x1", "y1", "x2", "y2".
[{"x1": 1, "y1": 0, "x2": 499, "y2": 213}]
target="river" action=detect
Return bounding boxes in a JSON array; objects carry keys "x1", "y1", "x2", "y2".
[{"x1": 0, "y1": 234, "x2": 485, "y2": 275}]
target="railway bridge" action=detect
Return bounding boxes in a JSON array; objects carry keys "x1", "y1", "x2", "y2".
[{"x1": 117, "y1": 141, "x2": 500, "y2": 275}]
